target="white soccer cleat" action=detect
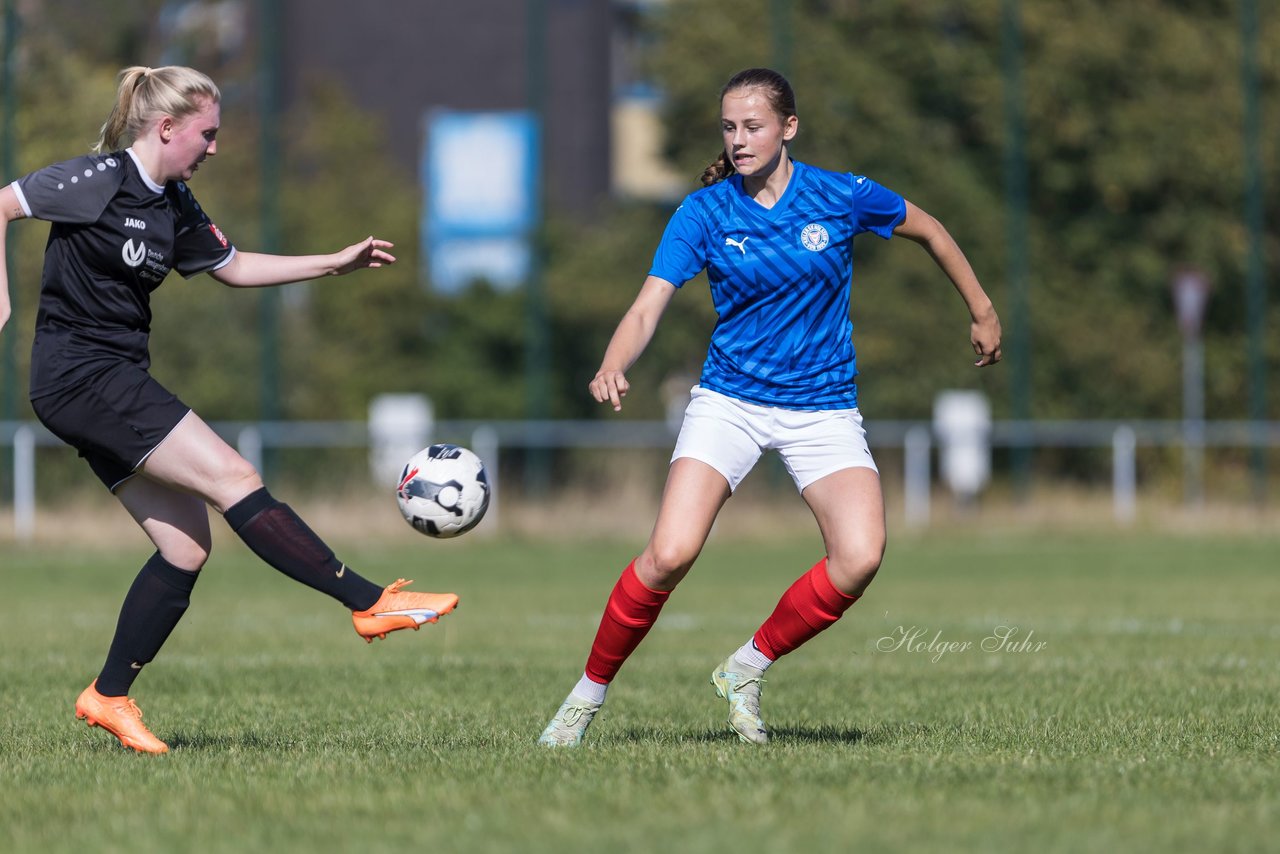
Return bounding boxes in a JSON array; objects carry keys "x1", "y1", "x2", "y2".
[
  {"x1": 711, "y1": 656, "x2": 769, "y2": 744},
  {"x1": 537, "y1": 693, "x2": 603, "y2": 748}
]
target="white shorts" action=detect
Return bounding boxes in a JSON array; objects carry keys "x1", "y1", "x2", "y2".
[{"x1": 670, "y1": 386, "x2": 878, "y2": 493}]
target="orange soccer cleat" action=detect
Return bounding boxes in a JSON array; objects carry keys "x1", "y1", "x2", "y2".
[
  {"x1": 74, "y1": 680, "x2": 169, "y2": 754},
  {"x1": 351, "y1": 578, "x2": 458, "y2": 642}
]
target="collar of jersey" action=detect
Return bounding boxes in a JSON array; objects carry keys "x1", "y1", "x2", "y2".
[
  {"x1": 730, "y1": 159, "x2": 801, "y2": 221},
  {"x1": 125, "y1": 148, "x2": 166, "y2": 195}
]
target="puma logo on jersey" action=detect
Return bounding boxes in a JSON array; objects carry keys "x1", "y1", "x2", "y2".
[
  {"x1": 124, "y1": 217, "x2": 147, "y2": 230},
  {"x1": 724, "y1": 236, "x2": 750, "y2": 254},
  {"x1": 122, "y1": 239, "x2": 147, "y2": 268}
]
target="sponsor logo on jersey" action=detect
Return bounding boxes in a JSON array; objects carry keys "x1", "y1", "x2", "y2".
[
  {"x1": 800, "y1": 223, "x2": 830, "y2": 252},
  {"x1": 724, "y1": 236, "x2": 750, "y2": 255},
  {"x1": 124, "y1": 217, "x2": 147, "y2": 230},
  {"x1": 208, "y1": 222, "x2": 228, "y2": 248},
  {"x1": 122, "y1": 239, "x2": 147, "y2": 268}
]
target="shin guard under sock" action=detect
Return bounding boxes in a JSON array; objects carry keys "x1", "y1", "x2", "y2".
[
  {"x1": 584, "y1": 561, "x2": 671, "y2": 684},
  {"x1": 752, "y1": 557, "x2": 860, "y2": 660},
  {"x1": 224, "y1": 487, "x2": 382, "y2": 611},
  {"x1": 96, "y1": 553, "x2": 199, "y2": 697}
]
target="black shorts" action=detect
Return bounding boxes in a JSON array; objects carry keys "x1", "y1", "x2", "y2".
[{"x1": 30, "y1": 362, "x2": 192, "y2": 492}]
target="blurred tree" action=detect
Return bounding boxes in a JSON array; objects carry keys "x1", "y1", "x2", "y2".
[{"x1": 3, "y1": 0, "x2": 1277, "y2": 435}]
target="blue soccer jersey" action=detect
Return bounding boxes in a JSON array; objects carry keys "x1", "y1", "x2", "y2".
[{"x1": 649, "y1": 160, "x2": 905, "y2": 409}]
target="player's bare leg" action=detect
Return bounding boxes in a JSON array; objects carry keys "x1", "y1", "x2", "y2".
[{"x1": 802, "y1": 466, "x2": 886, "y2": 598}]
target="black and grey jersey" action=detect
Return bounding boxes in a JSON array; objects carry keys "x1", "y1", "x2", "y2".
[{"x1": 11, "y1": 148, "x2": 236, "y2": 397}]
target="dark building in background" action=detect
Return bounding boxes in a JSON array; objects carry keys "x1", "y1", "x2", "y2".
[
  {"x1": 152, "y1": 0, "x2": 682, "y2": 215},
  {"x1": 274, "y1": 0, "x2": 614, "y2": 220}
]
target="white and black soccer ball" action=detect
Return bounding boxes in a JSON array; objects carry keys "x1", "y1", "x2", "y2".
[{"x1": 396, "y1": 444, "x2": 491, "y2": 538}]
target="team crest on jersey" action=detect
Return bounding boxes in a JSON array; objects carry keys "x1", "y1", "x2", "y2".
[
  {"x1": 800, "y1": 223, "x2": 830, "y2": 252},
  {"x1": 122, "y1": 239, "x2": 147, "y2": 268},
  {"x1": 208, "y1": 223, "x2": 228, "y2": 248}
]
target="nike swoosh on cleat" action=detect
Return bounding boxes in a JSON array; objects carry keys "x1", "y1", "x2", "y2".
[
  {"x1": 130, "y1": 662, "x2": 143, "y2": 670},
  {"x1": 336, "y1": 564, "x2": 346, "y2": 578},
  {"x1": 375, "y1": 608, "x2": 440, "y2": 622}
]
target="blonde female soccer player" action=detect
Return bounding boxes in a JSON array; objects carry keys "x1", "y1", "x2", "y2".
[
  {"x1": 0, "y1": 66, "x2": 457, "y2": 754},
  {"x1": 539, "y1": 68, "x2": 1001, "y2": 747}
]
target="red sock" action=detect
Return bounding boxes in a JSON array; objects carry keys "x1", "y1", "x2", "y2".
[
  {"x1": 584, "y1": 561, "x2": 671, "y2": 684},
  {"x1": 753, "y1": 558, "x2": 860, "y2": 660}
]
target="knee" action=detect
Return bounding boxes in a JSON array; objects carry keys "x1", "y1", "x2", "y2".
[
  {"x1": 162, "y1": 535, "x2": 212, "y2": 573},
  {"x1": 635, "y1": 541, "x2": 699, "y2": 590},
  {"x1": 214, "y1": 458, "x2": 264, "y2": 510},
  {"x1": 827, "y1": 539, "x2": 884, "y2": 596},
  {"x1": 223, "y1": 456, "x2": 262, "y2": 491}
]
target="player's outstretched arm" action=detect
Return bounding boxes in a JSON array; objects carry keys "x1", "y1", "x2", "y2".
[
  {"x1": 894, "y1": 200, "x2": 1002, "y2": 367},
  {"x1": 590, "y1": 275, "x2": 678, "y2": 411},
  {"x1": 0, "y1": 185, "x2": 28, "y2": 334},
  {"x1": 210, "y1": 236, "x2": 396, "y2": 289}
]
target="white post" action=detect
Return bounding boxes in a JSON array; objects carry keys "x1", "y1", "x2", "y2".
[
  {"x1": 368, "y1": 394, "x2": 433, "y2": 487},
  {"x1": 932, "y1": 391, "x2": 992, "y2": 505},
  {"x1": 1112, "y1": 425, "x2": 1136, "y2": 525},
  {"x1": 904, "y1": 425, "x2": 931, "y2": 528},
  {"x1": 1172, "y1": 267, "x2": 1210, "y2": 507},
  {"x1": 471, "y1": 425, "x2": 499, "y2": 535},
  {"x1": 237, "y1": 426, "x2": 263, "y2": 476},
  {"x1": 1182, "y1": 338, "x2": 1205, "y2": 506},
  {"x1": 14, "y1": 425, "x2": 36, "y2": 542}
]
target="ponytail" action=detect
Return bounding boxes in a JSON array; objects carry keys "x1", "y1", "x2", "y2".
[
  {"x1": 701, "y1": 151, "x2": 735, "y2": 187},
  {"x1": 93, "y1": 67, "x2": 149, "y2": 153},
  {"x1": 93, "y1": 65, "x2": 221, "y2": 154}
]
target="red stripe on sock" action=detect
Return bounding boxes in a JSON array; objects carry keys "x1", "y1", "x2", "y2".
[
  {"x1": 753, "y1": 557, "x2": 859, "y2": 660},
  {"x1": 584, "y1": 560, "x2": 670, "y2": 684}
]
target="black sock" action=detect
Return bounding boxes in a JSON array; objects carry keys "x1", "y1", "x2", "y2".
[
  {"x1": 224, "y1": 487, "x2": 382, "y2": 611},
  {"x1": 96, "y1": 553, "x2": 199, "y2": 697}
]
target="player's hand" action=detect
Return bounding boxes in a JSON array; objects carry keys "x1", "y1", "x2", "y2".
[
  {"x1": 331, "y1": 236, "x2": 396, "y2": 275},
  {"x1": 590, "y1": 369, "x2": 630, "y2": 412},
  {"x1": 971, "y1": 308, "x2": 1003, "y2": 367}
]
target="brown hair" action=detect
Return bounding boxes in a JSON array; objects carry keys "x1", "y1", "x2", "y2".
[
  {"x1": 700, "y1": 68, "x2": 798, "y2": 187},
  {"x1": 92, "y1": 66, "x2": 221, "y2": 153}
]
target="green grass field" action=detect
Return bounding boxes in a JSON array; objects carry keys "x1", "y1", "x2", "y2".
[{"x1": 2, "y1": 530, "x2": 1278, "y2": 853}]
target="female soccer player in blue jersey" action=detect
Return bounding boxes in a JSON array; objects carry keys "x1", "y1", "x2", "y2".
[
  {"x1": 539, "y1": 67, "x2": 1002, "y2": 746},
  {"x1": 0, "y1": 66, "x2": 457, "y2": 754}
]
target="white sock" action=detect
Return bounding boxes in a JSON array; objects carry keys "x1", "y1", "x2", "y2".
[
  {"x1": 732, "y1": 639, "x2": 774, "y2": 673},
  {"x1": 572, "y1": 673, "x2": 608, "y2": 705}
]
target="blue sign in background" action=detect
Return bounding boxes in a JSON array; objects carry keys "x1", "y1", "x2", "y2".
[{"x1": 422, "y1": 110, "x2": 540, "y2": 293}]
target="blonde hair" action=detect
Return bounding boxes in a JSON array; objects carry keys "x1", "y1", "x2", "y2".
[{"x1": 92, "y1": 66, "x2": 221, "y2": 153}]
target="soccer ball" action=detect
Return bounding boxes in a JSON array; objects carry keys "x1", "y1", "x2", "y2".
[{"x1": 396, "y1": 444, "x2": 491, "y2": 538}]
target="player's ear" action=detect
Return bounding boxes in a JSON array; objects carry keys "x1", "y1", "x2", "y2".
[
  {"x1": 159, "y1": 117, "x2": 174, "y2": 142},
  {"x1": 782, "y1": 115, "x2": 798, "y2": 142}
]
